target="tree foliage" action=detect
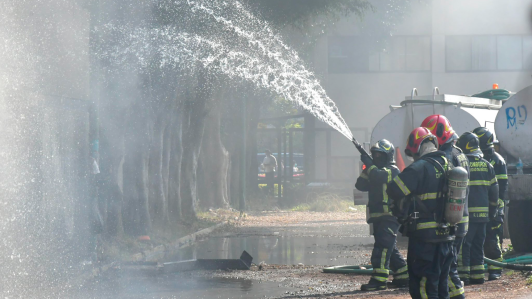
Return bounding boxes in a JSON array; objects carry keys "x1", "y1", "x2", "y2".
[{"x1": 244, "y1": 0, "x2": 372, "y2": 30}]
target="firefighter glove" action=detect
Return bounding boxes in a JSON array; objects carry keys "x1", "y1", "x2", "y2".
[
  {"x1": 489, "y1": 206, "x2": 497, "y2": 221},
  {"x1": 361, "y1": 154, "x2": 373, "y2": 168}
]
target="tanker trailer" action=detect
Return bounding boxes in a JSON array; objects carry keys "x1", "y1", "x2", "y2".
[
  {"x1": 371, "y1": 88, "x2": 501, "y2": 165},
  {"x1": 494, "y1": 85, "x2": 532, "y2": 252},
  {"x1": 364, "y1": 88, "x2": 501, "y2": 236}
]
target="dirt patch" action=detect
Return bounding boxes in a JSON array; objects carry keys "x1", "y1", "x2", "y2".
[
  {"x1": 229, "y1": 210, "x2": 368, "y2": 239},
  {"x1": 240, "y1": 210, "x2": 366, "y2": 229},
  {"x1": 190, "y1": 263, "x2": 532, "y2": 299},
  {"x1": 208, "y1": 210, "x2": 532, "y2": 299}
]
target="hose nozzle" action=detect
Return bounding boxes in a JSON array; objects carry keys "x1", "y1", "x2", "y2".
[{"x1": 352, "y1": 137, "x2": 359, "y2": 147}]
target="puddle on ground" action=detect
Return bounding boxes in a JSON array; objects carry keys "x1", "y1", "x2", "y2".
[
  {"x1": 78, "y1": 234, "x2": 406, "y2": 298},
  {"x1": 78, "y1": 274, "x2": 294, "y2": 299},
  {"x1": 169, "y1": 235, "x2": 377, "y2": 266}
]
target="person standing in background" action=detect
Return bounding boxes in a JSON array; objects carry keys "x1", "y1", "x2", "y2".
[{"x1": 262, "y1": 149, "x2": 277, "y2": 195}]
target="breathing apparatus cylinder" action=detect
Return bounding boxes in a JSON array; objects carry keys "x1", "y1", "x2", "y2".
[{"x1": 445, "y1": 166, "x2": 468, "y2": 225}]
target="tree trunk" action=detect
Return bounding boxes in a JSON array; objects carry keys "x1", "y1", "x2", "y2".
[
  {"x1": 199, "y1": 91, "x2": 230, "y2": 209},
  {"x1": 179, "y1": 67, "x2": 212, "y2": 223},
  {"x1": 98, "y1": 128, "x2": 125, "y2": 238},
  {"x1": 245, "y1": 92, "x2": 262, "y2": 195},
  {"x1": 97, "y1": 93, "x2": 128, "y2": 238},
  {"x1": 223, "y1": 89, "x2": 245, "y2": 208},
  {"x1": 222, "y1": 86, "x2": 264, "y2": 208},
  {"x1": 148, "y1": 115, "x2": 169, "y2": 229},
  {"x1": 162, "y1": 121, "x2": 172, "y2": 214},
  {"x1": 228, "y1": 146, "x2": 242, "y2": 208},
  {"x1": 167, "y1": 106, "x2": 182, "y2": 222},
  {"x1": 122, "y1": 101, "x2": 152, "y2": 236}
]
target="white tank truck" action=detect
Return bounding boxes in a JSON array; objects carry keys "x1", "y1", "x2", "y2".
[
  {"x1": 494, "y1": 86, "x2": 532, "y2": 252},
  {"x1": 371, "y1": 87, "x2": 500, "y2": 159}
]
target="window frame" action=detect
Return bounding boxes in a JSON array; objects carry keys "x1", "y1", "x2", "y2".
[
  {"x1": 327, "y1": 35, "x2": 433, "y2": 74},
  {"x1": 445, "y1": 34, "x2": 531, "y2": 73}
]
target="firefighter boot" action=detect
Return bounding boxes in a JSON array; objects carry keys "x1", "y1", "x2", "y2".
[
  {"x1": 488, "y1": 273, "x2": 501, "y2": 281},
  {"x1": 360, "y1": 278, "x2": 387, "y2": 291},
  {"x1": 470, "y1": 278, "x2": 485, "y2": 285},
  {"x1": 390, "y1": 278, "x2": 408, "y2": 288}
]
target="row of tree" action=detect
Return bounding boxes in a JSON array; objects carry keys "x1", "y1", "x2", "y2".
[{"x1": 90, "y1": 0, "x2": 379, "y2": 237}]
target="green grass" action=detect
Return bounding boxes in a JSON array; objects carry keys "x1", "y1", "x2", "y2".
[
  {"x1": 503, "y1": 243, "x2": 515, "y2": 259},
  {"x1": 526, "y1": 274, "x2": 532, "y2": 285},
  {"x1": 258, "y1": 183, "x2": 283, "y2": 197},
  {"x1": 290, "y1": 193, "x2": 361, "y2": 212}
]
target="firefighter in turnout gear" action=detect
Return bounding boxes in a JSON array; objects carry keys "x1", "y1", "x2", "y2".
[
  {"x1": 356, "y1": 139, "x2": 409, "y2": 291},
  {"x1": 387, "y1": 127, "x2": 455, "y2": 299},
  {"x1": 473, "y1": 127, "x2": 507, "y2": 281},
  {"x1": 422, "y1": 115, "x2": 469, "y2": 299},
  {"x1": 456, "y1": 132, "x2": 499, "y2": 285}
]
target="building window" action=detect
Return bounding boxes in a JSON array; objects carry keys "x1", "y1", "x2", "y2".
[
  {"x1": 446, "y1": 35, "x2": 531, "y2": 72},
  {"x1": 472, "y1": 36, "x2": 496, "y2": 71},
  {"x1": 523, "y1": 36, "x2": 532, "y2": 69},
  {"x1": 497, "y1": 36, "x2": 522, "y2": 70},
  {"x1": 328, "y1": 36, "x2": 431, "y2": 73}
]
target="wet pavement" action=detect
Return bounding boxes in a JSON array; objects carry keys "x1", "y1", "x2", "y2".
[
  {"x1": 79, "y1": 274, "x2": 295, "y2": 299},
  {"x1": 69, "y1": 211, "x2": 531, "y2": 299},
  {"x1": 172, "y1": 235, "x2": 375, "y2": 266},
  {"x1": 76, "y1": 235, "x2": 380, "y2": 298},
  {"x1": 74, "y1": 211, "x2": 404, "y2": 299}
]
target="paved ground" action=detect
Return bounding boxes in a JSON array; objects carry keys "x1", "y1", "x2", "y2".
[{"x1": 194, "y1": 210, "x2": 532, "y2": 299}]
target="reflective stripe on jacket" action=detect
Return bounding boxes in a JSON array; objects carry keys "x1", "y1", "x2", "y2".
[
  {"x1": 387, "y1": 151, "x2": 454, "y2": 242},
  {"x1": 355, "y1": 164, "x2": 400, "y2": 223},
  {"x1": 467, "y1": 156, "x2": 499, "y2": 223},
  {"x1": 486, "y1": 151, "x2": 507, "y2": 222}
]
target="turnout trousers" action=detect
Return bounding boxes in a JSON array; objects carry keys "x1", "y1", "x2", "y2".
[
  {"x1": 265, "y1": 172, "x2": 275, "y2": 194},
  {"x1": 484, "y1": 221, "x2": 503, "y2": 274},
  {"x1": 370, "y1": 220, "x2": 408, "y2": 282},
  {"x1": 460, "y1": 222, "x2": 487, "y2": 281},
  {"x1": 407, "y1": 238, "x2": 453, "y2": 299},
  {"x1": 448, "y1": 236, "x2": 465, "y2": 299}
]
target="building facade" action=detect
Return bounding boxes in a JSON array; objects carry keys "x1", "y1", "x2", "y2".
[{"x1": 308, "y1": 0, "x2": 532, "y2": 184}]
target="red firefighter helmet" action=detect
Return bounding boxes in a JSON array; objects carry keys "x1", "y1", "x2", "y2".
[
  {"x1": 421, "y1": 115, "x2": 457, "y2": 147},
  {"x1": 405, "y1": 127, "x2": 438, "y2": 157}
]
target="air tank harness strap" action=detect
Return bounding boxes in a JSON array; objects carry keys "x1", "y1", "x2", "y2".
[{"x1": 421, "y1": 156, "x2": 449, "y2": 225}]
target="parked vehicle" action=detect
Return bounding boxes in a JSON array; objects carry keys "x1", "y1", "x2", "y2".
[
  {"x1": 494, "y1": 85, "x2": 532, "y2": 252},
  {"x1": 256, "y1": 152, "x2": 304, "y2": 180},
  {"x1": 371, "y1": 88, "x2": 499, "y2": 162}
]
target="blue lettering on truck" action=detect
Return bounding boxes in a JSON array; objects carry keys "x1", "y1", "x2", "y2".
[{"x1": 507, "y1": 105, "x2": 527, "y2": 129}]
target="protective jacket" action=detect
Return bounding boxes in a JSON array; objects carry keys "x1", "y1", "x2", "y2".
[
  {"x1": 484, "y1": 149, "x2": 507, "y2": 222},
  {"x1": 355, "y1": 164, "x2": 400, "y2": 223},
  {"x1": 387, "y1": 151, "x2": 454, "y2": 242},
  {"x1": 441, "y1": 143, "x2": 470, "y2": 238},
  {"x1": 467, "y1": 155, "x2": 499, "y2": 222}
]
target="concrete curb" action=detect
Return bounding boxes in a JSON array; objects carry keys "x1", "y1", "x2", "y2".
[
  {"x1": 76, "y1": 220, "x2": 230, "y2": 284},
  {"x1": 132, "y1": 221, "x2": 229, "y2": 262}
]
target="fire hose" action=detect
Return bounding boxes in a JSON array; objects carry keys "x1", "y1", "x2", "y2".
[
  {"x1": 471, "y1": 89, "x2": 511, "y2": 101},
  {"x1": 323, "y1": 257, "x2": 532, "y2": 274}
]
